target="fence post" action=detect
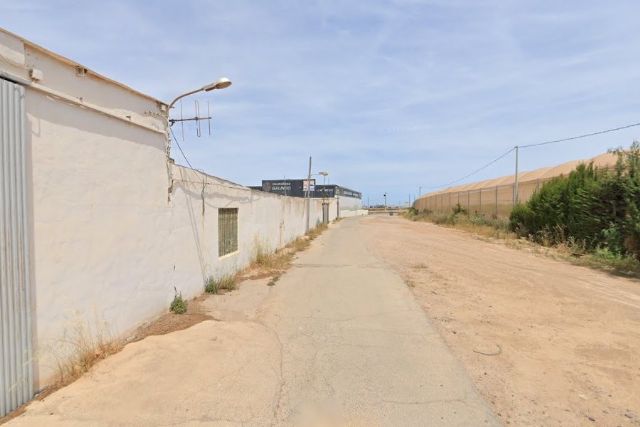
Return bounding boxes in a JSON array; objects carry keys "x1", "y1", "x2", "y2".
[
  {"x1": 467, "y1": 190, "x2": 470, "y2": 212},
  {"x1": 479, "y1": 189, "x2": 482, "y2": 215},
  {"x1": 495, "y1": 186, "x2": 498, "y2": 217}
]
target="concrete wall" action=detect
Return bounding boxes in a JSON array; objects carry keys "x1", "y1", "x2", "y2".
[
  {"x1": 0, "y1": 28, "x2": 340, "y2": 387},
  {"x1": 336, "y1": 195, "x2": 365, "y2": 218}
]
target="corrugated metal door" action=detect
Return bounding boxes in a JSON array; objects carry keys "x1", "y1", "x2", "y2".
[{"x1": 0, "y1": 78, "x2": 34, "y2": 417}]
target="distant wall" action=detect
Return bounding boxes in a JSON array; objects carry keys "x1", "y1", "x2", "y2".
[
  {"x1": 337, "y1": 195, "x2": 364, "y2": 218},
  {"x1": 414, "y1": 179, "x2": 551, "y2": 217},
  {"x1": 415, "y1": 152, "x2": 618, "y2": 217}
]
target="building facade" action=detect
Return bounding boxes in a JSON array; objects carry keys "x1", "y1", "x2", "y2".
[{"x1": 0, "y1": 28, "x2": 347, "y2": 416}]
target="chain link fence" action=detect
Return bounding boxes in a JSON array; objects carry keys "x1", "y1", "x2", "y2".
[{"x1": 414, "y1": 178, "x2": 554, "y2": 218}]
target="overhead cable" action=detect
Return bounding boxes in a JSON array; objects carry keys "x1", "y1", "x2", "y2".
[
  {"x1": 519, "y1": 121, "x2": 640, "y2": 149},
  {"x1": 425, "y1": 121, "x2": 640, "y2": 190}
]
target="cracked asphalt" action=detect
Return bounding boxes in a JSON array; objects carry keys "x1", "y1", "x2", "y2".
[{"x1": 8, "y1": 217, "x2": 498, "y2": 426}]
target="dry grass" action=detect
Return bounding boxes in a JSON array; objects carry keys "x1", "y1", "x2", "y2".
[
  {"x1": 238, "y1": 224, "x2": 328, "y2": 283},
  {"x1": 2, "y1": 224, "x2": 333, "y2": 423},
  {"x1": 54, "y1": 325, "x2": 123, "y2": 386},
  {"x1": 131, "y1": 295, "x2": 213, "y2": 341},
  {"x1": 407, "y1": 211, "x2": 640, "y2": 277},
  {"x1": 218, "y1": 275, "x2": 237, "y2": 291},
  {"x1": 307, "y1": 222, "x2": 328, "y2": 240},
  {"x1": 406, "y1": 211, "x2": 515, "y2": 241},
  {"x1": 0, "y1": 329, "x2": 121, "y2": 424},
  {"x1": 205, "y1": 275, "x2": 237, "y2": 294}
]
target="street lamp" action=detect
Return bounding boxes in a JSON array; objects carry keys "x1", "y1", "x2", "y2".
[
  {"x1": 316, "y1": 171, "x2": 329, "y2": 196},
  {"x1": 165, "y1": 77, "x2": 232, "y2": 195},
  {"x1": 168, "y1": 77, "x2": 232, "y2": 109}
]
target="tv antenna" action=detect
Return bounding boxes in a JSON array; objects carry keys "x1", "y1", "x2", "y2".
[{"x1": 169, "y1": 99, "x2": 212, "y2": 139}]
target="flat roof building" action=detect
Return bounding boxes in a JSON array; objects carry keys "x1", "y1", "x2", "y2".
[{"x1": 252, "y1": 179, "x2": 362, "y2": 199}]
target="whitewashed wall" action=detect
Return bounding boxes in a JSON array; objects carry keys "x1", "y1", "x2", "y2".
[
  {"x1": 168, "y1": 165, "x2": 337, "y2": 303},
  {"x1": 0, "y1": 29, "x2": 343, "y2": 386},
  {"x1": 337, "y1": 195, "x2": 365, "y2": 218}
]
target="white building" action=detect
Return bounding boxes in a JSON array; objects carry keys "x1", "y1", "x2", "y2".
[{"x1": 0, "y1": 28, "x2": 363, "y2": 416}]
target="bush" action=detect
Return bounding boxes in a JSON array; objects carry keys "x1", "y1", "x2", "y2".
[
  {"x1": 170, "y1": 288, "x2": 187, "y2": 314},
  {"x1": 204, "y1": 276, "x2": 219, "y2": 294},
  {"x1": 509, "y1": 142, "x2": 640, "y2": 260},
  {"x1": 509, "y1": 203, "x2": 534, "y2": 236},
  {"x1": 205, "y1": 275, "x2": 236, "y2": 293},
  {"x1": 452, "y1": 203, "x2": 467, "y2": 215}
]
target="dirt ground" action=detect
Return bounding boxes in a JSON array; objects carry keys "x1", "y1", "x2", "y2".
[
  {"x1": 364, "y1": 215, "x2": 640, "y2": 427},
  {"x1": 6, "y1": 219, "x2": 498, "y2": 426}
]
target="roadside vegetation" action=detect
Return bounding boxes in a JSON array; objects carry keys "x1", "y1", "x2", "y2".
[
  {"x1": 170, "y1": 287, "x2": 188, "y2": 314},
  {"x1": 204, "y1": 275, "x2": 237, "y2": 294},
  {"x1": 240, "y1": 222, "x2": 329, "y2": 285},
  {"x1": 405, "y1": 204, "x2": 514, "y2": 240},
  {"x1": 407, "y1": 142, "x2": 640, "y2": 276}
]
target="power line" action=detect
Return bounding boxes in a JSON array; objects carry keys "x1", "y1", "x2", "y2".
[
  {"x1": 424, "y1": 146, "x2": 515, "y2": 190},
  {"x1": 519, "y1": 121, "x2": 640, "y2": 149},
  {"x1": 169, "y1": 126, "x2": 194, "y2": 169},
  {"x1": 423, "y1": 121, "x2": 640, "y2": 191}
]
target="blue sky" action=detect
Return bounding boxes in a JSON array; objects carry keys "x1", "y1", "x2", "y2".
[{"x1": 2, "y1": 0, "x2": 640, "y2": 205}]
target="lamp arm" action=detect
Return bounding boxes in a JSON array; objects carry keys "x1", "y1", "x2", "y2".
[{"x1": 168, "y1": 87, "x2": 204, "y2": 110}]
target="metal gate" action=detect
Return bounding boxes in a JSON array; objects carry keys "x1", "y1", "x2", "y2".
[{"x1": 1, "y1": 78, "x2": 34, "y2": 417}]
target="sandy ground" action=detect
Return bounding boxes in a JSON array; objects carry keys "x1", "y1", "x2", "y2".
[
  {"x1": 7, "y1": 218, "x2": 497, "y2": 426},
  {"x1": 364, "y1": 215, "x2": 640, "y2": 426}
]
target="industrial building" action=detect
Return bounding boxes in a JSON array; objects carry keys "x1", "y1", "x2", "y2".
[
  {"x1": 250, "y1": 179, "x2": 363, "y2": 217},
  {"x1": 0, "y1": 27, "x2": 368, "y2": 417}
]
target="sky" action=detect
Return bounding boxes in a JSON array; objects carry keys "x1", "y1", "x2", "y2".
[{"x1": 2, "y1": 0, "x2": 640, "y2": 205}]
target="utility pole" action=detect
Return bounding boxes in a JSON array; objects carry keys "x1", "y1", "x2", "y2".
[
  {"x1": 305, "y1": 156, "x2": 312, "y2": 233},
  {"x1": 513, "y1": 145, "x2": 519, "y2": 205},
  {"x1": 383, "y1": 193, "x2": 387, "y2": 210}
]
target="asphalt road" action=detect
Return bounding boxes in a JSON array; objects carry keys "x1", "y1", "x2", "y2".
[{"x1": 9, "y1": 217, "x2": 498, "y2": 426}]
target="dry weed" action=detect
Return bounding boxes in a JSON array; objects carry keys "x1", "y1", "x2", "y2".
[{"x1": 53, "y1": 323, "x2": 123, "y2": 388}]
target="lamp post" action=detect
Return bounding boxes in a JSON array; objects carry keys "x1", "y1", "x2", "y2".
[
  {"x1": 165, "y1": 77, "x2": 231, "y2": 196},
  {"x1": 318, "y1": 171, "x2": 328, "y2": 198},
  {"x1": 305, "y1": 169, "x2": 329, "y2": 230},
  {"x1": 318, "y1": 171, "x2": 329, "y2": 224},
  {"x1": 168, "y1": 77, "x2": 232, "y2": 110},
  {"x1": 166, "y1": 77, "x2": 232, "y2": 157}
]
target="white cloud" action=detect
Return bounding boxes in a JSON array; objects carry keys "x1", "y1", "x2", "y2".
[{"x1": 2, "y1": 0, "x2": 640, "y2": 204}]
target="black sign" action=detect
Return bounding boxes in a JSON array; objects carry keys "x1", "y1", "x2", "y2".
[{"x1": 256, "y1": 180, "x2": 361, "y2": 199}]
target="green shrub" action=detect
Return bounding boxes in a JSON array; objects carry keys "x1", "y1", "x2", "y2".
[
  {"x1": 589, "y1": 248, "x2": 640, "y2": 274},
  {"x1": 452, "y1": 203, "x2": 467, "y2": 215},
  {"x1": 170, "y1": 288, "x2": 187, "y2": 314},
  {"x1": 510, "y1": 141, "x2": 640, "y2": 260},
  {"x1": 204, "y1": 276, "x2": 218, "y2": 294},
  {"x1": 204, "y1": 275, "x2": 236, "y2": 294}
]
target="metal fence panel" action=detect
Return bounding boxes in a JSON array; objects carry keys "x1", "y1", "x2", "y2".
[
  {"x1": 218, "y1": 208, "x2": 238, "y2": 256},
  {"x1": 0, "y1": 78, "x2": 34, "y2": 417}
]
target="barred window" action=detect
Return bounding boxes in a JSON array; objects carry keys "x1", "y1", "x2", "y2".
[{"x1": 218, "y1": 208, "x2": 238, "y2": 256}]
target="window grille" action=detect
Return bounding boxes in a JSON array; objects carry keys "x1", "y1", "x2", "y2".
[{"x1": 218, "y1": 208, "x2": 238, "y2": 256}]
